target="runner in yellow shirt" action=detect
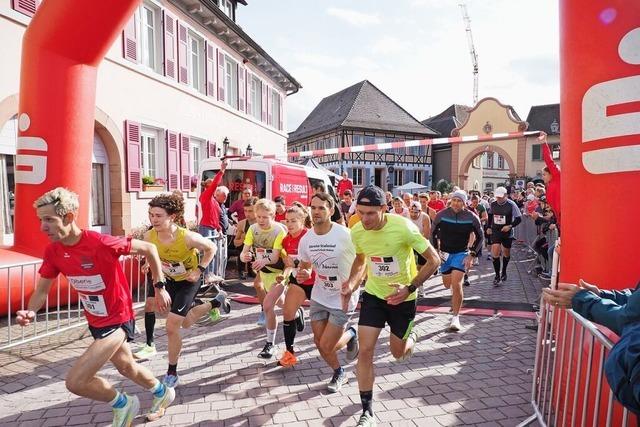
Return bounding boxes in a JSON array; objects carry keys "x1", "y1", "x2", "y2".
[
  {"x1": 240, "y1": 198, "x2": 287, "y2": 358},
  {"x1": 341, "y1": 185, "x2": 440, "y2": 427}
]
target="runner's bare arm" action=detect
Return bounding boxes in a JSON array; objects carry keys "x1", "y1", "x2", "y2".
[
  {"x1": 234, "y1": 220, "x2": 246, "y2": 247},
  {"x1": 240, "y1": 244, "x2": 253, "y2": 262},
  {"x1": 16, "y1": 277, "x2": 54, "y2": 326},
  {"x1": 296, "y1": 260, "x2": 313, "y2": 282},
  {"x1": 345, "y1": 253, "x2": 367, "y2": 293},
  {"x1": 414, "y1": 244, "x2": 441, "y2": 287},
  {"x1": 130, "y1": 239, "x2": 165, "y2": 284},
  {"x1": 185, "y1": 231, "x2": 216, "y2": 268}
]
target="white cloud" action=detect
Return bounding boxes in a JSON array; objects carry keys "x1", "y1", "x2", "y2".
[
  {"x1": 369, "y1": 36, "x2": 411, "y2": 55},
  {"x1": 326, "y1": 7, "x2": 380, "y2": 27}
]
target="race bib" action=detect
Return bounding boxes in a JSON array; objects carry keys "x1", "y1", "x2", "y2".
[
  {"x1": 256, "y1": 248, "x2": 274, "y2": 261},
  {"x1": 317, "y1": 273, "x2": 338, "y2": 290},
  {"x1": 79, "y1": 293, "x2": 108, "y2": 317},
  {"x1": 161, "y1": 261, "x2": 187, "y2": 277},
  {"x1": 494, "y1": 215, "x2": 506, "y2": 225},
  {"x1": 67, "y1": 275, "x2": 105, "y2": 292},
  {"x1": 440, "y1": 251, "x2": 450, "y2": 261},
  {"x1": 370, "y1": 256, "x2": 400, "y2": 278}
]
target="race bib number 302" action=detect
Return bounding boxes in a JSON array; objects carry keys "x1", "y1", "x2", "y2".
[
  {"x1": 79, "y1": 293, "x2": 108, "y2": 317},
  {"x1": 370, "y1": 256, "x2": 400, "y2": 278}
]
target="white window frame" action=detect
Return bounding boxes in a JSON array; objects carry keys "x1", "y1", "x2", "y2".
[
  {"x1": 190, "y1": 138, "x2": 206, "y2": 190},
  {"x1": 498, "y1": 155, "x2": 505, "y2": 169},
  {"x1": 486, "y1": 153, "x2": 494, "y2": 169},
  {"x1": 352, "y1": 168, "x2": 364, "y2": 186},
  {"x1": 413, "y1": 170, "x2": 423, "y2": 184},
  {"x1": 139, "y1": 2, "x2": 162, "y2": 73},
  {"x1": 225, "y1": 55, "x2": 238, "y2": 109},
  {"x1": 188, "y1": 30, "x2": 205, "y2": 93},
  {"x1": 140, "y1": 126, "x2": 165, "y2": 182},
  {"x1": 394, "y1": 169, "x2": 404, "y2": 186},
  {"x1": 271, "y1": 88, "x2": 281, "y2": 129},
  {"x1": 220, "y1": 0, "x2": 232, "y2": 18},
  {"x1": 251, "y1": 75, "x2": 262, "y2": 121}
]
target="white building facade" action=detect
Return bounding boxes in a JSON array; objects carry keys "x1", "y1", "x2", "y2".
[{"x1": 0, "y1": 0, "x2": 300, "y2": 244}]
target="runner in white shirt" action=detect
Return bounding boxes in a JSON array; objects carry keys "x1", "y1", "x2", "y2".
[{"x1": 297, "y1": 192, "x2": 362, "y2": 393}]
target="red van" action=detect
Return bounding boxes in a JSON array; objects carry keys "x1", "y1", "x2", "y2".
[{"x1": 197, "y1": 157, "x2": 338, "y2": 207}]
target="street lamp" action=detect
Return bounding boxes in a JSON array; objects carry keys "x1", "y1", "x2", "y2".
[
  {"x1": 246, "y1": 144, "x2": 253, "y2": 157},
  {"x1": 222, "y1": 137, "x2": 229, "y2": 156}
]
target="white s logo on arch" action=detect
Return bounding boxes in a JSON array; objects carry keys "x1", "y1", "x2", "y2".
[
  {"x1": 582, "y1": 27, "x2": 640, "y2": 174},
  {"x1": 15, "y1": 113, "x2": 47, "y2": 185}
]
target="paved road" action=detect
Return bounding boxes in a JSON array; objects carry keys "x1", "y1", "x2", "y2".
[{"x1": 0, "y1": 244, "x2": 544, "y2": 426}]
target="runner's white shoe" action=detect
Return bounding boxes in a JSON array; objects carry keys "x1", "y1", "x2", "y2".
[
  {"x1": 133, "y1": 344, "x2": 156, "y2": 360},
  {"x1": 112, "y1": 393, "x2": 139, "y2": 427},
  {"x1": 146, "y1": 386, "x2": 175, "y2": 421},
  {"x1": 449, "y1": 315, "x2": 461, "y2": 332}
]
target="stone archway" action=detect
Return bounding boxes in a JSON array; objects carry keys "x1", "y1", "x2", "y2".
[{"x1": 457, "y1": 144, "x2": 517, "y2": 190}]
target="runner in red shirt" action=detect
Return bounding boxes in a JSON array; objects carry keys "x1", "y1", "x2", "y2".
[
  {"x1": 274, "y1": 195, "x2": 287, "y2": 223},
  {"x1": 16, "y1": 187, "x2": 175, "y2": 424},
  {"x1": 277, "y1": 205, "x2": 315, "y2": 367},
  {"x1": 428, "y1": 190, "x2": 446, "y2": 212}
]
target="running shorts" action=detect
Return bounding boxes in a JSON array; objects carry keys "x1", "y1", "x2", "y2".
[
  {"x1": 89, "y1": 318, "x2": 135, "y2": 342},
  {"x1": 440, "y1": 251, "x2": 468, "y2": 274},
  {"x1": 490, "y1": 233, "x2": 513, "y2": 248},
  {"x1": 309, "y1": 300, "x2": 351, "y2": 328},
  {"x1": 166, "y1": 279, "x2": 200, "y2": 317},
  {"x1": 358, "y1": 291, "x2": 416, "y2": 340},
  {"x1": 291, "y1": 282, "x2": 313, "y2": 300}
]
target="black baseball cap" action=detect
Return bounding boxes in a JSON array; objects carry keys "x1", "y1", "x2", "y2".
[{"x1": 357, "y1": 185, "x2": 386, "y2": 206}]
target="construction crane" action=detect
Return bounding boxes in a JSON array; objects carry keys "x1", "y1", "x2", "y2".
[{"x1": 459, "y1": 2, "x2": 479, "y2": 105}]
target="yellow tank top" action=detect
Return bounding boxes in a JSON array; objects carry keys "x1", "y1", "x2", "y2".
[{"x1": 148, "y1": 227, "x2": 199, "y2": 281}]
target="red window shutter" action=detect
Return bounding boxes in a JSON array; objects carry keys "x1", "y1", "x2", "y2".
[
  {"x1": 122, "y1": 13, "x2": 138, "y2": 63},
  {"x1": 125, "y1": 120, "x2": 142, "y2": 192},
  {"x1": 12, "y1": 0, "x2": 40, "y2": 17},
  {"x1": 179, "y1": 134, "x2": 191, "y2": 191},
  {"x1": 278, "y1": 94, "x2": 284, "y2": 131},
  {"x1": 207, "y1": 140, "x2": 217, "y2": 158},
  {"x1": 177, "y1": 22, "x2": 188, "y2": 84},
  {"x1": 217, "y1": 49, "x2": 225, "y2": 101},
  {"x1": 238, "y1": 66, "x2": 245, "y2": 112},
  {"x1": 163, "y1": 11, "x2": 177, "y2": 80},
  {"x1": 246, "y1": 72, "x2": 253, "y2": 117},
  {"x1": 205, "y1": 42, "x2": 215, "y2": 97},
  {"x1": 261, "y1": 82, "x2": 268, "y2": 122},
  {"x1": 267, "y1": 86, "x2": 273, "y2": 126},
  {"x1": 166, "y1": 131, "x2": 180, "y2": 190}
]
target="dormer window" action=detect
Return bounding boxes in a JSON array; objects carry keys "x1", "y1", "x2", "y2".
[{"x1": 219, "y1": 0, "x2": 233, "y2": 19}]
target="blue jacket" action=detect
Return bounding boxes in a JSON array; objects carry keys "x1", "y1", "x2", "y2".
[{"x1": 572, "y1": 284, "x2": 640, "y2": 414}]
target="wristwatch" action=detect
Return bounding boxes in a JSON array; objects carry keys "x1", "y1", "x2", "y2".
[
  {"x1": 468, "y1": 250, "x2": 477, "y2": 257},
  {"x1": 197, "y1": 265, "x2": 207, "y2": 273},
  {"x1": 407, "y1": 283, "x2": 418, "y2": 293},
  {"x1": 154, "y1": 281, "x2": 166, "y2": 290}
]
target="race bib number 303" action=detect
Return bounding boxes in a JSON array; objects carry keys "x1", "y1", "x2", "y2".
[{"x1": 370, "y1": 256, "x2": 400, "y2": 278}]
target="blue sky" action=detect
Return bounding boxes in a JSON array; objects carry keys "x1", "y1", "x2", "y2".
[{"x1": 238, "y1": 0, "x2": 559, "y2": 133}]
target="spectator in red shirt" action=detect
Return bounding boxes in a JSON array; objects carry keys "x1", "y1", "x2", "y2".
[
  {"x1": 198, "y1": 159, "x2": 227, "y2": 278},
  {"x1": 539, "y1": 132, "x2": 561, "y2": 227},
  {"x1": 336, "y1": 171, "x2": 354, "y2": 197},
  {"x1": 428, "y1": 190, "x2": 446, "y2": 212},
  {"x1": 229, "y1": 188, "x2": 252, "y2": 223},
  {"x1": 16, "y1": 187, "x2": 174, "y2": 424},
  {"x1": 274, "y1": 196, "x2": 287, "y2": 223}
]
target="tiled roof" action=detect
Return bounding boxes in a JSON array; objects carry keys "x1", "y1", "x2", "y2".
[
  {"x1": 526, "y1": 104, "x2": 560, "y2": 135},
  {"x1": 421, "y1": 104, "x2": 471, "y2": 137}
]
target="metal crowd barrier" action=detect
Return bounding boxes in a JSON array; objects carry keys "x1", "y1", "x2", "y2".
[
  {"x1": 519, "y1": 247, "x2": 635, "y2": 427},
  {"x1": 1, "y1": 255, "x2": 149, "y2": 351}
]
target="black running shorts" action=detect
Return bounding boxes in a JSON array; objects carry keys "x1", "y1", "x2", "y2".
[
  {"x1": 89, "y1": 318, "x2": 135, "y2": 342},
  {"x1": 166, "y1": 279, "x2": 200, "y2": 317},
  {"x1": 490, "y1": 233, "x2": 513, "y2": 248},
  {"x1": 291, "y1": 282, "x2": 313, "y2": 300},
  {"x1": 358, "y1": 291, "x2": 417, "y2": 340}
]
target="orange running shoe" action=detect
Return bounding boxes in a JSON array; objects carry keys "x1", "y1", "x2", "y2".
[{"x1": 278, "y1": 350, "x2": 298, "y2": 367}]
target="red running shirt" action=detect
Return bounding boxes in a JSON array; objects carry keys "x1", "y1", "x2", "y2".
[
  {"x1": 39, "y1": 230, "x2": 134, "y2": 328},
  {"x1": 282, "y1": 229, "x2": 315, "y2": 286}
]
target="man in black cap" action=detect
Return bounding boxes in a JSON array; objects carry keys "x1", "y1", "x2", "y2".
[{"x1": 341, "y1": 185, "x2": 440, "y2": 427}]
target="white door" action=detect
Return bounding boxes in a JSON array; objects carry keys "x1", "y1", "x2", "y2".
[{"x1": 91, "y1": 132, "x2": 111, "y2": 234}]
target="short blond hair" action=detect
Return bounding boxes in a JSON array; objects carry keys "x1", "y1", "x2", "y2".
[
  {"x1": 33, "y1": 187, "x2": 79, "y2": 217},
  {"x1": 255, "y1": 198, "x2": 276, "y2": 215}
]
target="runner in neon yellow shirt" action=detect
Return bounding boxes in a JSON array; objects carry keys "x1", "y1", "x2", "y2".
[{"x1": 342, "y1": 185, "x2": 440, "y2": 427}]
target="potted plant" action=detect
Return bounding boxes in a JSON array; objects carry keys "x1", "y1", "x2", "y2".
[{"x1": 142, "y1": 176, "x2": 165, "y2": 192}]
